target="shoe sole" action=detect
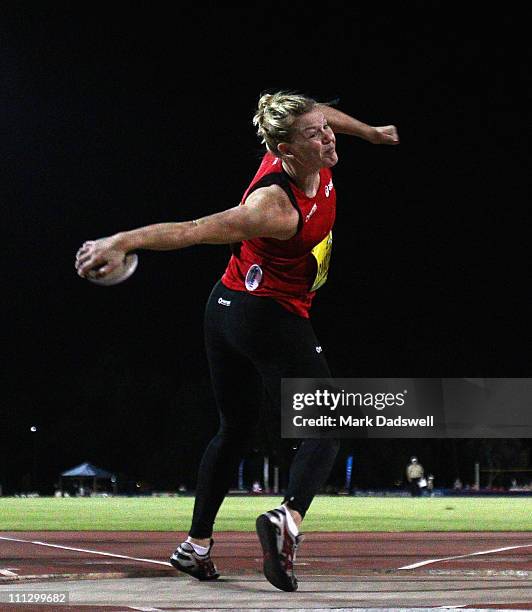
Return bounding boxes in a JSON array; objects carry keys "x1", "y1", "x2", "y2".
[
  {"x1": 255, "y1": 515, "x2": 297, "y2": 592},
  {"x1": 169, "y1": 556, "x2": 220, "y2": 581}
]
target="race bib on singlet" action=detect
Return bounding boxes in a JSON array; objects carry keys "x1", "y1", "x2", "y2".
[{"x1": 310, "y1": 231, "x2": 333, "y2": 291}]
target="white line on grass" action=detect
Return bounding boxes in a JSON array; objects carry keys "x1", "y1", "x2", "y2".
[
  {"x1": 0, "y1": 535, "x2": 172, "y2": 568},
  {"x1": 398, "y1": 543, "x2": 532, "y2": 570}
]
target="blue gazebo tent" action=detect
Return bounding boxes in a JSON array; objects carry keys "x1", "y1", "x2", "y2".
[{"x1": 60, "y1": 462, "x2": 115, "y2": 495}]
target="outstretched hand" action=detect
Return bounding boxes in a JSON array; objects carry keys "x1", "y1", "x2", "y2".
[
  {"x1": 75, "y1": 236, "x2": 126, "y2": 279},
  {"x1": 371, "y1": 125, "x2": 400, "y2": 145}
]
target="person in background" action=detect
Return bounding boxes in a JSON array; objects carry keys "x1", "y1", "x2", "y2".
[{"x1": 406, "y1": 456, "x2": 424, "y2": 497}]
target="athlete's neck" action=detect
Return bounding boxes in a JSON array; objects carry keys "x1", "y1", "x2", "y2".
[{"x1": 281, "y1": 160, "x2": 320, "y2": 198}]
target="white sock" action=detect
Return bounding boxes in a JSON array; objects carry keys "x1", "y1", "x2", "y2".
[
  {"x1": 185, "y1": 537, "x2": 210, "y2": 555},
  {"x1": 281, "y1": 504, "x2": 299, "y2": 536}
]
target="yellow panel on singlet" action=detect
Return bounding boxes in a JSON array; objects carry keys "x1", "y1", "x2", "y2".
[{"x1": 310, "y1": 231, "x2": 333, "y2": 292}]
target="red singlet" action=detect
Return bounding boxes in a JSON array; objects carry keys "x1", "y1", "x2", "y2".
[{"x1": 221, "y1": 152, "x2": 336, "y2": 318}]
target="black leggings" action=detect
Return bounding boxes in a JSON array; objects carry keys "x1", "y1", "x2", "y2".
[{"x1": 189, "y1": 280, "x2": 340, "y2": 538}]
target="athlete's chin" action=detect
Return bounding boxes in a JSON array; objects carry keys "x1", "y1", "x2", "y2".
[{"x1": 322, "y1": 152, "x2": 339, "y2": 168}]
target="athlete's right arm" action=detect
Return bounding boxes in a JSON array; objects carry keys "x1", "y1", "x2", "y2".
[{"x1": 75, "y1": 185, "x2": 299, "y2": 278}]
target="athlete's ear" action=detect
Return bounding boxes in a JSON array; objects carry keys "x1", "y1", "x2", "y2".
[{"x1": 277, "y1": 142, "x2": 294, "y2": 158}]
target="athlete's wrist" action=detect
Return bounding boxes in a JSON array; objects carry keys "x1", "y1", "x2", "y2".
[{"x1": 112, "y1": 231, "x2": 138, "y2": 252}]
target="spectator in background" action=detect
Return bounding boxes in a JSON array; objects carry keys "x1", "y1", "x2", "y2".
[
  {"x1": 453, "y1": 477, "x2": 463, "y2": 490},
  {"x1": 427, "y1": 474, "x2": 435, "y2": 496},
  {"x1": 406, "y1": 456, "x2": 425, "y2": 497}
]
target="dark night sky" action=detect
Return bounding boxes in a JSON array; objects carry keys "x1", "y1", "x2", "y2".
[{"x1": 2, "y1": 4, "x2": 528, "y2": 493}]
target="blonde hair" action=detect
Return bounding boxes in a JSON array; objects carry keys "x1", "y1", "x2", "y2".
[{"x1": 253, "y1": 91, "x2": 317, "y2": 155}]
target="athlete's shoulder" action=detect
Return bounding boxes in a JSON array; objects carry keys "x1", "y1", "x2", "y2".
[
  {"x1": 244, "y1": 154, "x2": 294, "y2": 208},
  {"x1": 245, "y1": 183, "x2": 293, "y2": 210}
]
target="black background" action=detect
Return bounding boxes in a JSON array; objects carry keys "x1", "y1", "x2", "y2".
[{"x1": 2, "y1": 3, "x2": 529, "y2": 494}]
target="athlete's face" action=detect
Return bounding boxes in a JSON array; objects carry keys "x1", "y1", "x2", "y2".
[{"x1": 284, "y1": 109, "x2": 338, "y2": 169}]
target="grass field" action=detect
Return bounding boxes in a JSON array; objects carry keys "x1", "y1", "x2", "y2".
[{"x1": 0, "y1": 496, "x2": 531, "y2": 531}]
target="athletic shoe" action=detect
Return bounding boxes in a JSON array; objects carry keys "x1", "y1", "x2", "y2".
[
  {"x1": 255, "y1": 506, "x2": 303, "y2": 592},
  {"x1": 169, "y1": 539, "x2": 220, "y2": 581}
]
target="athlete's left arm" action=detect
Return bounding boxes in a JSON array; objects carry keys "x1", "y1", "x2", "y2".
[{"x1": 317, "y1": 105, "x2": 399, "y2": 145}]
